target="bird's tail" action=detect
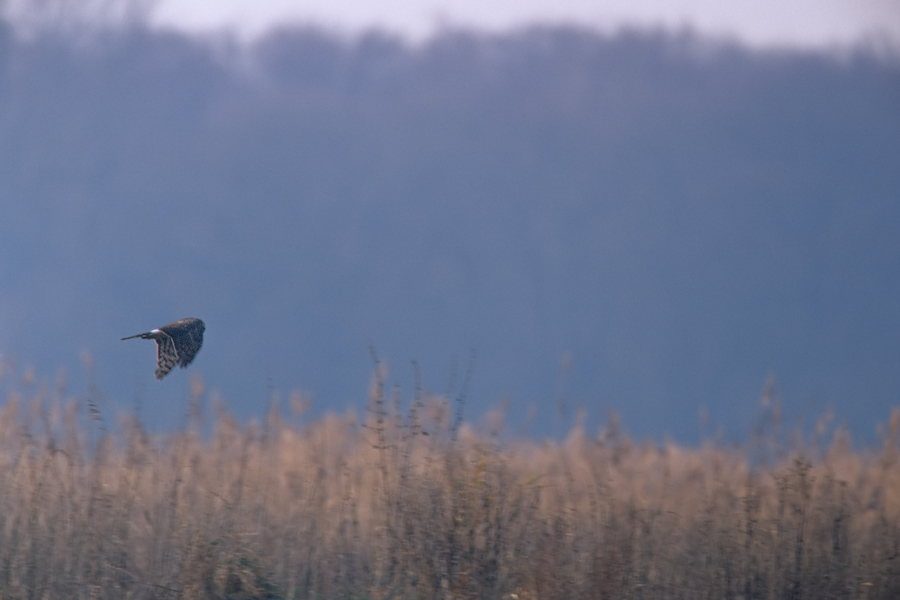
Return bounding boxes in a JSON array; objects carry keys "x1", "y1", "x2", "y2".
[{"x1": 121, "y1": 332, "x2": 151, "y2": 340}]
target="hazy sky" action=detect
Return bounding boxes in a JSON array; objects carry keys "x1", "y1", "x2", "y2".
[{"x1": 152, "y1": 0, "x2": 900, "y2": 47}]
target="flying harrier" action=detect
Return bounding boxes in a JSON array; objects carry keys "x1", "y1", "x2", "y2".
[{"x1": 122, "y1": 318, "x2": 205, "y2": 380}]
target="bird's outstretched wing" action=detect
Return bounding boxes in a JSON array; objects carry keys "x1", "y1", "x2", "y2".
[
  {"x1": 155, "y1": 333, "x2": 179, "y2": 380},
  {"x1": 167, "y1": 322, "x2": 204, "y2": 368}
]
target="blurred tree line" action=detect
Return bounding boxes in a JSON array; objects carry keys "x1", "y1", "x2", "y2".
[{"x1": 0, "y1": 0, "x2": 898, "y2": 441}]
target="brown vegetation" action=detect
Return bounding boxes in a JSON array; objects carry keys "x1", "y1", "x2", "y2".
[{"x1": 0, "y1": 366, "x2": 898, "y2": 599}]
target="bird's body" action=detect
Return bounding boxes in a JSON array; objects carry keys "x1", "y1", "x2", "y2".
[{"x1": 122, "y1": 318, "x2": 205, "y2": 379}]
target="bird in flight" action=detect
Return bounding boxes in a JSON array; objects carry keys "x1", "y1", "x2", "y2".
[{"x1": 122, "y1": 318, "x2": 205, "y2": 380}]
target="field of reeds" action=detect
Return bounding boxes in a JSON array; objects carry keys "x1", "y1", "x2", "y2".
[{"x1": 0, "y1": 361, "x2": 898, "y2": 600}]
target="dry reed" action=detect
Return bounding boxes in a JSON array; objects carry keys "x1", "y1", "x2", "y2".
[{"x1": 0, "y1": 363, "x2": 897, "y2": 599}]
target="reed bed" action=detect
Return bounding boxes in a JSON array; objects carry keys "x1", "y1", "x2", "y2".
[{"x1": 0, "y1": 364, "x2": 897, "y2": 599}]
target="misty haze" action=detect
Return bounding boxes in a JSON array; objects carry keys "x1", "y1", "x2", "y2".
[
  {"x1": 2, "y1": 1, "x2": 900, "y2": 597},
  {"x1": 0, "y1": 10, "x2": 898, "y2": 445}
]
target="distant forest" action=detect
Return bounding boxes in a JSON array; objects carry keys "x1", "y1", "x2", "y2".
[{"x1": 0, "y1": 11, "x2": 898, "y2": 441}]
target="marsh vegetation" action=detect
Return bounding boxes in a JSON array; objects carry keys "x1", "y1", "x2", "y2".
[{"x1": 0, "y1": 362, "x2": 897, "y2": 599}]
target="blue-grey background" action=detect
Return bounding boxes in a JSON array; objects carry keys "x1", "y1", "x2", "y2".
[{"x1": 0, "y1": 14, "x2": 898, "y2": 443}]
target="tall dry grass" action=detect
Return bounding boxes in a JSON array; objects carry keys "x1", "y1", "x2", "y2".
[{"x1": 0, "y1": 361, "x2": 898, "y2": 599}]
